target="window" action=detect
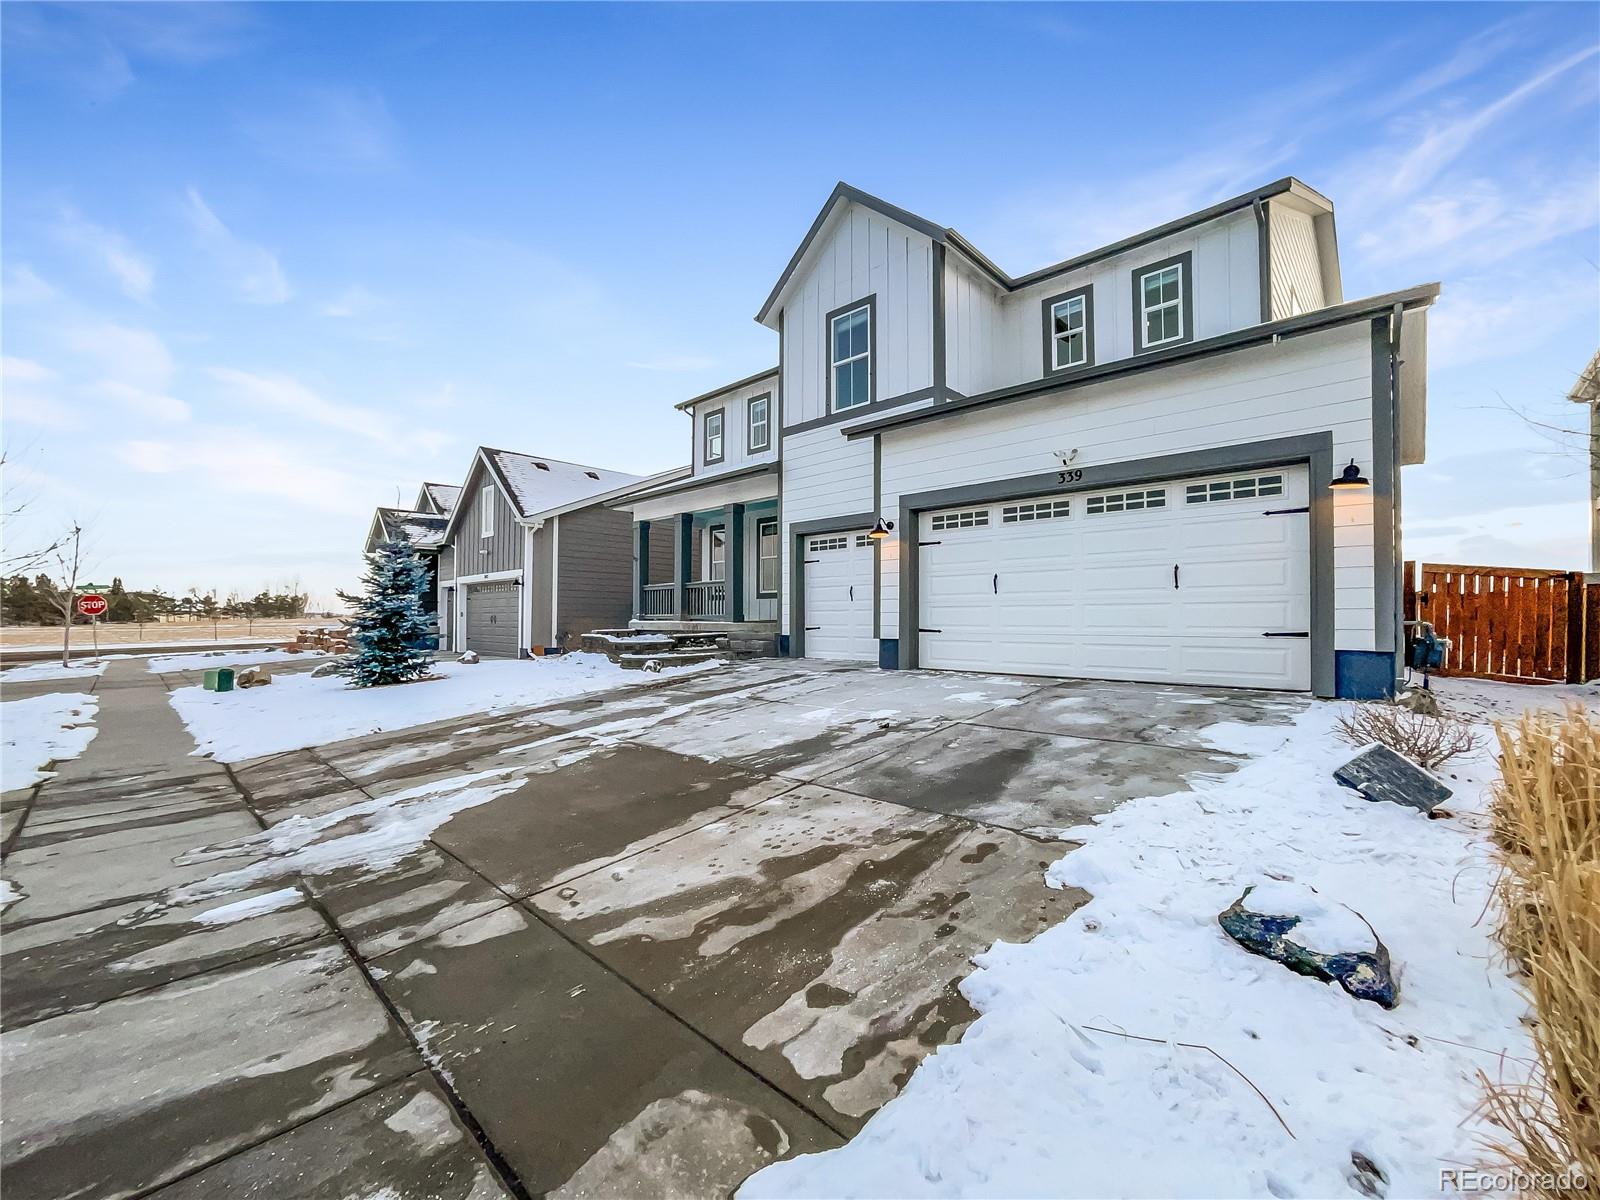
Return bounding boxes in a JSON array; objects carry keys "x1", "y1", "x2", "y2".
[
  {"x1": 479, "y1": 485, "x2": 494, "y2": 537},
  {"x1": 809, "y1": 536, "x2": 849, "y2": 552},
  {"x1": 1185, "y1": 474, "x2": 1285, "y2": 504},
  {"x1": 747, "y1": 394, "x2": 771, "y2": 452},
  {"x1": 1133, "y1": 252, "x2": 1193, "y2": 351},
  {"x1": 1042, "y1": 287, "x2": 1093, "y2": 373},
  {"x1": 1002, "y1": 499, "x2": 1071, "y2": 523},
  {"x1": 704, "y1": 410, "x2": 724, "y2": 465},
  {"x1": 930, "y1": 509, "x2": 990, "y2": 532},
  {"x1": 757, "y1": 519, "x2": 779, "y2": 596},
  {"x1": 829, "y1": 300, "x2": 872, "y2": 411},
  {"x1": 1086, "y1": 488, "x2": 1167, "y2": 515},
  {"x1": 708, "y1": 526, "x2": 726, "y2": 581}
]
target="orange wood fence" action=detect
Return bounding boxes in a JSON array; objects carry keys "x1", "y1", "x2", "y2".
[{"x1": 1404, "y1": 562, "x2": 1600, "y2": 684}]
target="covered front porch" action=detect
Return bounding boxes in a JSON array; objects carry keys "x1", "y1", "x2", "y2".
[{"x1": 633, "y1": 498, "x2": 779, "y2": 624}]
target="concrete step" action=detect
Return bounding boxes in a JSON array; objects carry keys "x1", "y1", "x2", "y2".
[{"x1": 617, "y1": 649, "x2": 726, "y2": 672}]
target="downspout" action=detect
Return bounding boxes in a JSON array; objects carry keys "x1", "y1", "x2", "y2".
[
  {"x1": 1389, "y1": 302, "x2": 1405, "y2": 687},
  {"x1": 1252, "y1": 198, "x2": 1272, "y2": 324}
]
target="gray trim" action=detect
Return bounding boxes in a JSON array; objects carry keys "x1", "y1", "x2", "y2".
[
  {"x1": 825, "y1": 294, "x2": 876, "y2": 415},
  {"x1": 1040, "y1": 284, "x2": 1095, "y2": 377},
  {"x1": 784, "y1": 386, "x2": 937, "y2": 436},
  {"x1": 895, "y1": 433, "x2": 1337, "y2": 697},
  {"x1": 788, "y1": 510, "x2": 876, "y2": 659},
  {"x1": 725, "y1": 502, "x2": 745, "y2": 620},
  {"x1": 843, "y1": 283, "x2": 1442, "y2": 440},
  {"x1": 755, "y1": 516, "x2": 779, "y2": 599},
  {"x1": 1131, "y1": 251, "x2": 1195, "y2": 354},
  {"x1": 703, "y1": 407, "x2": 725, "y2": 466},
  {"x1": 872, "y1": 434, "x2": 882, "y2": 639},
  {"x1": 1371, "y1": 315, "x2": 1398, "y2": 655},
  {"x1": 1254, "y1": 197, "x2": 1272, "y2": 324},
  {"x1": 673, "y1": 513, "x2": 693, "y2": 618},
  {"x1": 932, "y1": 242, "x2": 947, "y2": 402},
  {"x1": 746, "y1": 392, "x2": 772, "y2": 453},
  {"x1": 673, "y1": 366, "x2": 779, "y2": 412},
  {"x1": 621, "y1": 461, "x2": 779, "y2": 505},
  {"x1": 632, "y1": 519, "x2": 649, "y2": 617}
]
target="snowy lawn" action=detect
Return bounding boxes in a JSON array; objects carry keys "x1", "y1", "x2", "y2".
[
  {"x1": 146, "y1": 647, "x2": 328, "y2": 674},
  {"x1": 169, "y1": 653, "x2": 719, "y2": 762},
  {"x1": 2, "y1": 692, "x2": 99, "y2": 791},
  {"x1": 742, "y1": 678, "x2": 1582, "y2": 1200},
  {"x1": 1, "y1": 659, "x2": 112, "y2": 684}
]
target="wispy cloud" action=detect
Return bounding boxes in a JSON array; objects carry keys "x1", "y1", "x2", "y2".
[
  {"x1": 241, "y1": 85, "x2": 399, "y2": 173},
  {"x1": 626, "y1": 354, "x2": 719, "y2": 372},
  {"x1": 207, "y1": 367, "x2": 447, "y2": 454},
  {"x1": 182, "y1": 189, "x2": 291, "y2": 304},
  {"x1": 60, "y1": 323, "x2": 174, "y2": 392},
  {"x1": 53, "y1": 209, "x2": 154, "y2": 301},
  {"x1": 320, "y1": 284, "x2": 382, "y2": 318},
  {"x1": 3, "y1": 265, "x2": 59, "y2": 307},
  {"x1": 1, "y1": 356, "x2": 81, "y2": 431}
]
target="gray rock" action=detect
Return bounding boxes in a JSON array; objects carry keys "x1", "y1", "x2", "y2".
[
  {"x1": 457, "y1": 651, "x2": 480, "y2": 665},
  {"x1": 310, "y1": 661, "x2": 342, "y2": 678},
  {"x1": 1219, "y1": 887, "x2": 1399, "y2": 1008},
  {"x1": 1334, "y1": 744, "x2": 1452, "y2": 813}
]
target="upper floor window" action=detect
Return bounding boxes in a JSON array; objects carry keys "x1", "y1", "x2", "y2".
[
  {"x1": 1042, "y1": 285, "x2": 1093, "y2": 374},
  {"x1": 479, "y1": 485, "x2": 494, "y2": 537},
  {"x1": 829, "y1": 300, "x2": 872, "y2": 411},
  {"x1": 1132, "y1": 252, "x2": 1193, "y2": 352},
  {"x1": 747, "y1": 393, "x2": 771, "y2": 452},
  {"x1": 704, "y1": 409, "x2": 724, "y2": 465}
]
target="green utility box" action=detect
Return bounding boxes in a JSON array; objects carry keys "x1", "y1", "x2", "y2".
[{"x1": 203, "y1": 667, "x2": 235, "y2": 693}]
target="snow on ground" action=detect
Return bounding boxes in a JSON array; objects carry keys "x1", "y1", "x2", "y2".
[
  {"x1": 146, "y1": 647, "x2": 328, "y2": 674},
  {"x1": 1, "y1": 692, "x2": 99, "y2": 791},
  {"x1": 743, "y1": 678, "x2": 1566, "y2": 1200},
  {"x1": 168, "y1": 653, "x2": 720, "y2": 763},
  {"x1": 1, "y1": 659, "x2": 112, "y2": 683}
]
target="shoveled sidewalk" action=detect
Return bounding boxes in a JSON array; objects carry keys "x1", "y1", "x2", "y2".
[{"x1": 0, "y1": 659, "x2": 509, "y2": 1200}]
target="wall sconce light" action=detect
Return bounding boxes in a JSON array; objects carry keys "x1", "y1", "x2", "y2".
[
  {"x1": 1329, "y1": 460, "x2": 1371, "y2": 490},
  {"x1": 867, "y1": 518, "x2": 895, "y2": 540}
]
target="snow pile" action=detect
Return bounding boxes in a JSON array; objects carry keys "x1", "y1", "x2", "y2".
[
  {"x1": 744, "y1": 688, "x2": 1535, "y2": 1199},
  {"x1": 2, "y1": 659, "x2": 112, "y2": 684},
  {"x1": 146, "y1": 648, "x2": 327, "y2": 674},
  {"x1": 191, "y1": 887, "x2": 303, "y2": 925},
  {"x1": 1, "y1": 692, "x2": 99, "y2": 791},
  {"x1": 1244, "y1": 879, "x2": 1381, "y2": 955},
  {"x1": 169, "y1": 653, "x2": 719, "y2": 762}
]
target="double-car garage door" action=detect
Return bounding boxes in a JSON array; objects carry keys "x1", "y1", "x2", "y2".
[
  {"x1": 917, "y1": 466, "x2": 1312, "y2": 690},
  {"x1": 463, "y1": 580, "x2": 519, "y2": 658}
]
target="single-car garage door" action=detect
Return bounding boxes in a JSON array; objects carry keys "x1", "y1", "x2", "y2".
[
  {"x1": 918, "y1": 466, "x2": 1311, "y2": 690},
  {"x1": 463, "y1": 580, "x2": 520, "y2": 658},
  {"x1": 802, "y1": 531, "x2": 877, "y2": 662}
]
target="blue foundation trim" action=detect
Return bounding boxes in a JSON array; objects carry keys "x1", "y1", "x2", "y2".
[
  {"x1": 878, "y1": 638, "x2": 900, "y2": 670},
  {"x1": 1335, "y1": 650, "x2": 1397, "y2": 700},
  {"x1": 778, "y1": 634, "x2": 791, "y2": 657}
]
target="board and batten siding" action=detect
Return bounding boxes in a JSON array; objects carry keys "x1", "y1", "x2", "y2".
[
  {"x1": 555, "y1": 505, "x2": 635, "y2": 645},
  {"x1": 451, "y1": 467, "x2": 525, "y2": 577},
  {"x1": 1268, "y1": 203, "x2": 1326, "y2": 319},
  {"x1": 944, "y1": 208, "x2": 1263, "y2": 398},
  {"x1": 876, "y1": 321, "x2": 1379, "y2": 650},
  {"x1": 691, "y1": 374, "x2": 780, "y2": 474},
  {"x1": 778, "y1": 423, "x2": 876, "y2": 629},
  {"x1": 437, "y1": 545, "x2": 456, "y2": 582},
  {"x1": 780, "y1": 206, "x2": 934, "y2": 427}
]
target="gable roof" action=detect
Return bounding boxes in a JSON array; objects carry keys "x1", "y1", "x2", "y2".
[
  {"x1": 756, "y1": 177, "x2": 1335, "y2": 327},
  {"x1": 1569, "y1": 350, "x2": 1600, "y2": 406},
  {"x1": 673, "y1": 366, "x2": 779, "y2": 412},
  {"x1": 441, "y1": 447, "x2": 644, "y2": 541},
  {"x1": 418, "y1": 482, "x2": 462, "y2": 515},
  {"x1": 367, "y1": 508, "x2": 448, "y2": 554}
]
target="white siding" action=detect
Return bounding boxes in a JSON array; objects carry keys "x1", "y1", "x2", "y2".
[
  {"x1": 690, "y1": 374, "x2": 780, "y2": 473},
  {"x1": 876, "y1": 322, "x2": 1377, "y2": 650},
  {"x1": 780, "y1": 206, "x2": 935, "y2": 426},
  {"x1": 1268, "y1": 203, "x2": 1325, "y2": 318},
  {"x1": 945, "y1": 208, "x2": 1263, "y2": 398},
  {"x1": 630, "y1": 472, "x2": 777, "y2": 523},
  {"x1": 779, "y1": 424, "x2": 876, "y2": 628}
]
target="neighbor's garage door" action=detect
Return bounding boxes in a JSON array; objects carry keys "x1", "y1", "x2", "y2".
[
  {"x1": 463, "y1": 581, "x2": 520, "y2": 659},
  {"x1": 802, "y1": 531, "x2": 877, "y2": 662},
  {"x1": 918, "y1": 467, "x2": 1311, "y2": 690}
]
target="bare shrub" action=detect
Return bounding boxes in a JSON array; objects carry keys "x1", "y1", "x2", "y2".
[
  {"x1": 1480, "y1": 705, "x2": 1598, "y2": 1195},
  {"x1": 1335, "y1": 701, "x2": 1483, "y2": 770}
]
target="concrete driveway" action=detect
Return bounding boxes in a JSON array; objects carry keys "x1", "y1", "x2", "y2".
[{"x1": 1, "y1": 658, "x2": 1304, "y2": 1199}]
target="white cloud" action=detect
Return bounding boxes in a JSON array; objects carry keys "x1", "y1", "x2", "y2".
[
  {"x1": 119, "y1": 440, "x2": 180, "y2": 473},
  {"x1": 120, "y1": 428, "x2": 383, "y2": 515},
  {"x1": 4, "y1": 265, "x2": 60, "y2": 307},
  {"x1": 182, "y1": 189, "x2": 291, "y2": 304},
  {"x1": 241, "y1": 86, "x2": 398, "y2": 173},
  {"x1": 1427, "y1": 269, "x2": 1598, "y2": 370},
  {"x1": 207, "y1": 367, "x2": 446, "y2": 453},
  {"x1": 60, "y1": 323, "x2": 174, "y2": 392},
  {"x1": 54, "y1": 209, "x2": 154, "y2": 301},
  {"x1": 94, "y1": 381, "x2": 191, "y2": 424},
  {"x1": 1, "y1": 356, "x2": 80, "y2": 431},
  {"x1": 320, "y1": 285, "x2": 381, "y2": 318}
]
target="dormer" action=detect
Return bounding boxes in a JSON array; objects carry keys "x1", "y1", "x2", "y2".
[{"x1": 675, "y1": 367, "x2": 780, "y2": 476}]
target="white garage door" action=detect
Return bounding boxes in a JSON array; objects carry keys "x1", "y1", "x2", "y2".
[
  {"x1": 802, "y1": 531, "x2": 877, "y2": 662},
  {"x1": 918, "y1": 467, "x2": 1311, "y2": 690}
]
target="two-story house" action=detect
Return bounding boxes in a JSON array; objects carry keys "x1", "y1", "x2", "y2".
[
  {"x1": 620, "y1": 177, "x2": 1432, "y2": 698},
  {"x1": 362, "y1": 482, "x2": 462, "y2": 615}
]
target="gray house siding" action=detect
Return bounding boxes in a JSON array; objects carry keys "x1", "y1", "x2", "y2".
[
  {"x1": 556, "y1": 504, "x2": 634, "y2": 644},
  {"x1": 438, "y1": 545, "x2": 456, "y2": 582},
  {"x1": 530, "y1": 522, "x2": 554, "y2": 650},
  {"x1": 452, "y1": 465, "x2": 524, "y2": 578}
]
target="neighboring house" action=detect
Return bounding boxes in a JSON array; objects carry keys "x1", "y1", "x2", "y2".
[
  {"x1": 414, "y1": 481, "x2": 463, "y2": 519},
  {"x1": 611, "y1": 368, "x2": 782, "y2": 649},
  {"x1": 363, "y1": 507, "x2": 450, "y2": 614},
  {"x1": 745, "y1": 177, "x2": 1433, "y2": 697},
  {"x1": 1570, "y1": 350, "x2": 1600, "y2": 572},
  {"x1": 436, "y1": 448, "x2": 644, "y2": 657}
]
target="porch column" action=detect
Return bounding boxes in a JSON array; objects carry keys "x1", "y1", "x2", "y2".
[
  {"x1": 724, "y1": 502, "x2": 746, "y2": 621},
  {"x1": 633, "y1": 519, "x2": 650, "y2": 618},
  {"x1": 673, "y1": 512, "x2": 693, "y2": 619}
]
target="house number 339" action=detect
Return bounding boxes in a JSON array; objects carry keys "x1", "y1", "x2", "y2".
[{"x1": 1056, "y1": 469, "x2": 1083, "y2": 484}]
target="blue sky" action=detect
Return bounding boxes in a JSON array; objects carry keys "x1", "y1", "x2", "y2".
[{"x1": 3, "y1": 2, "x2": 1596, "y2": 605}]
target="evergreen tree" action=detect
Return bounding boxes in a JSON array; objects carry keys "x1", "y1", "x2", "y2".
[{"x1": 336, "y1": 535, "x2": 434, "y2": 687}]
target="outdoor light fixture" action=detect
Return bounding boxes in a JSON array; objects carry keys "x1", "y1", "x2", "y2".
[
  {"x1": 867, "y1": 518, "x2": 895, "y2": 540},
  {"x1": 1330, "y1": 460, "x2": 1371, "y2": 490}
]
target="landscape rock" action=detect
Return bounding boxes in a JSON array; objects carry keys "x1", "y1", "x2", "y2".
[
  {"x1": 1395, "y1": 688, "x2": 1440, "y2": 717},
  {"x1": 235, "y1": 667, "x2": 272, "y2": 688},
  {"x1": 1218, "y1": 883, "x2": 1399, "y2": 1009},
  {"x1": 457, "y1": 650, "x2": 480, "y2": 665},
  {"x1": 310, "y1": 661, "x2": 342, "y2": 678},
  {"x1": 1334, "y1": 744, "x2": 1453, "y2": 813}
]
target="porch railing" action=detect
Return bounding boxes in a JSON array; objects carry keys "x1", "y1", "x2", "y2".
[
  {"x1": 685, "y1": 580, "x2": 728, "y2": 619},
  {"x1": 640, "y1": 584, "x2": 676, "y2": 618}
]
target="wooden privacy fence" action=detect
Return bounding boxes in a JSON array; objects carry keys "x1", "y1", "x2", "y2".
[{"x1": 1404, "y1": 562, "x2": 1600, "y2": 684}]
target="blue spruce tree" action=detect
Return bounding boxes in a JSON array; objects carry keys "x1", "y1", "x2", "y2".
[{"x1": 337, "y1": 535, "x2": 434, "y2": 687}]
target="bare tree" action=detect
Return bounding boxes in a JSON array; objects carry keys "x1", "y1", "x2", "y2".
[
  {"x1": 0, "y1": 450, "x2": 74, "y2": 575},
  {"x1": 42, "y1": 522, "x2": 86, "y2": 667}
]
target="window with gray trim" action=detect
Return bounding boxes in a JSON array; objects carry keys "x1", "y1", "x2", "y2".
[
  {"x1": 708, "y1": 526, "x2": 726, "y2": 581},
  {"x1": 747, "y1": 394, "x2": 771, "y2": 452},
  {"x1": 1132, "y1": 252, "x2": 1194, "y2": 352},
  {"x1": 829, "y1": 303, "x2": 872, "y2": 411},
  {"x1": 704, "y1": 409, "x2": 724, "y2": 464},
  {"x1": 757, "y1": 518, "x2": 778, "y2": 596},
  {"x1": 1042, "y1": 286, "x2": 1093, "y2": 373},
  {"x1": 479, "y1": 485, "x2": 494, "y2": 537}
]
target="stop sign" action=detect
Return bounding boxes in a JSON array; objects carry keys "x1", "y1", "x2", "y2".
[{"x1": 76, "y1": 593, "x2": 108, "y2": 618}]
